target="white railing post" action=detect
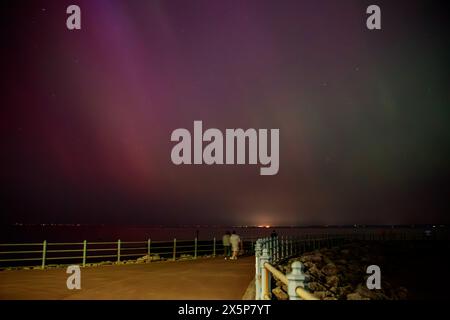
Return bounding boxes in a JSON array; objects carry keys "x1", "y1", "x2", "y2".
[
  {"x1": 117, "y1": 239, "x2": 121, "y2": 263},
  {"x1": 263, "y1": 238, "x2": 268, "y2": 258},
  {"x1": 284, "y1": 236, "x2": 288, "y2": 258},
  {"x1": 82, "y1": 240, "x2": 87, "y2": 267},
  {"x1": 287, "y1": 261, "x2": 307, "y2": 300},
  {"x1": 268, "y1": 238, "x2": 272, "y2": 259},
  {"x1": 273, "y1": 236, "x2": 277, "y2": 261},
  {"x1": 286, "y1": 237, "x2": 289, "y2": 257},
  {"x1": 41, "y1": 240, "x2": 47, "y2": 270},
  {"x1": 279, "y1": 236, "x2": 282, "y2": 260},
  {"x1": 289, "y1": 236, "x2": 293, "y2": 257},
  {"x1": 272, "y1": 237, "x2": 280, "y2": 261},
  {"x1": 287, "y1": 237, "x2": 292, "y2": 257},
  {"x1": 277, "y1": 237, "x2": 283, "y2": 260},
  {"x1": 269, "y1": 237, "x2": 275, "y2": 261},
  {"x1": 269, "y1": 237, "x2": 273, "y2": 261},
  {"x1": 147, "y1": 239, "x2": 151, "y2": 262},
  {"x1": 194, "y1": 237, "x2": 197, "y2": 259},
  {"x1": 285, "y1": 237, "x2": 289, "y2": 257},
  {"x1": 277, "y1": 236, "x2": 281, "y2": 259},
  {"x1": 278, "y1": 236, "x2": 281, "y2": 259},
  {"x1": 260, "y1": 248, "x2": 271, "y2": 300},
  {"x1": 255, "y1": 240, "x2": 262, "y2": 300},
  {"x1": 173, "y1": 238, "x2": 177, "y2": 261}
]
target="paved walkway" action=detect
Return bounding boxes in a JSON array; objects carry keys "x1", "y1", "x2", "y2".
[{"x1": 0, "y1": 256, "x2": 254, "y2": 300}]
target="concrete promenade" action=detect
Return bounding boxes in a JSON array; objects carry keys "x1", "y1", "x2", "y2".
[{"x1": 0, "y1": 256, "x2": 254, "y2": 300}]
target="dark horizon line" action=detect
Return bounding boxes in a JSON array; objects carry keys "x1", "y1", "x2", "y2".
[{"x1": 4, "y1": 223, "x2": 448, "y2": 228}]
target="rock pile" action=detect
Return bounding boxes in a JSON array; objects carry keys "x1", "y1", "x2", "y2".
[
  {"x1": 271, "y1": 242, "x2": 408, "y2": 300},
  {"x1": 136, "y1": 254, "x2": 163, "y2": 263}
]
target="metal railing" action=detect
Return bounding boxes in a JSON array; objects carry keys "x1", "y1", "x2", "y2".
[
  {"x1": 1, "y1": 230, "x2": 443, "y2": 271},
  {"x1": 0, "y1": 237, "x2": 255, "y2": 270},
  {"x1": 254, "y1": 235, "x2": 347, "y2": 300},
  {"x1": 254, "y1": 230, "x2": 445, "y2": 300}
]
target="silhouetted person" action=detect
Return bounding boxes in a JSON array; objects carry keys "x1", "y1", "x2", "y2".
[{"x1": 270, "y1": 230, "x2": 278, "y2": 238}]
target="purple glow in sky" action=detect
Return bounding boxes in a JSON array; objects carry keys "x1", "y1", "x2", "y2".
[{"x1": 2, "y1": 0, "x2": 449, "y2": 226}]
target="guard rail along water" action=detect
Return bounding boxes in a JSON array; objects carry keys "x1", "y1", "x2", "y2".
[
  {"x1": 0, "y1": 237, "x2": 255, "y2": 270},
  {"x1": 255, "y1": 235, "x2": 348, "y2": 300},
  {"x1": 253, "y1": 230, "x2": 442, "y2": 300}
]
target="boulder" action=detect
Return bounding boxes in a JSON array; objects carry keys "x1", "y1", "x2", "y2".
[
  {"x1": 347, "y1": 292, "x2": 369, "y2": 300},
  {"x1": 274, "y1": 241, "x2": 410, "y2": 301},
  {"x1": 150, "y1": 254, "x2": 161, "y2": 261},
  {"x1": 347, "y1": 263, "x2": 362, "y2": 273},
  {"x1": 322, "y1": 263, "x2": 338, "y2": 276},
  {"x1": 393, "y1": 287, "x2": 408, "y2": 300},
  {"x1": 355, "y1": 284, "x2": 389, "y2": 300},
  {"x1": 137, "y1": 255, "x2": 149, "y2": 263},
  {"x1": 313, "y1": 291, "x2": 329, "y2": 300},
  {"x1": 308, "y1": 281, "x2": 326, "y2": 292},
  {"x1": 302, "y1": 253, "x2": 323, "y2": 264},
  {"x1": 326, "y1": 275, "x2": 339, "y2": 287},
  {"x1": 272, "y1": 287, "x2": 289, "y2": 300},
  {"x1": 307, "y1": 265, "x2": 322, "y2": 278},
  {"x1": 338, "y1": 285, "x2": 354, "y2": 297}
]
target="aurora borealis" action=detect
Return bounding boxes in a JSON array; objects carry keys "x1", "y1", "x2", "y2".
[{"x1": 2, "y1": 0, "x2": 449, "y2": 226}]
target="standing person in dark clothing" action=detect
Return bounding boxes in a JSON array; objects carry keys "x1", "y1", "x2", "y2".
[{"x1": 222, "y1": 231, "x2": 231, "y2": 259}]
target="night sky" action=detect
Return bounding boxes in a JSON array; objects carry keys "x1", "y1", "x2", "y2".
[{"x1": 2, "y1": 0, "x2": 449, "y2": 226}]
